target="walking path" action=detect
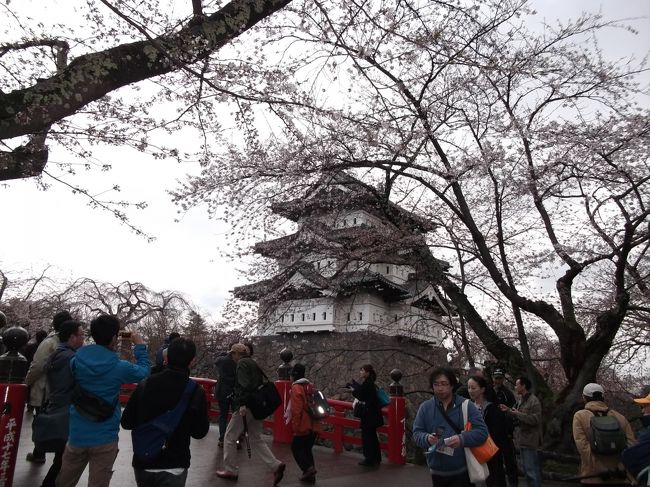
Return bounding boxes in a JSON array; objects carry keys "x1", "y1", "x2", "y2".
[{"x1": 14, "y1": 411, "x2": 575, "y2": 486}]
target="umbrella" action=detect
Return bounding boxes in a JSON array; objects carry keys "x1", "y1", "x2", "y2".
[{"x1": 242, "y1": 415, "x2": 252, "y2": 459}]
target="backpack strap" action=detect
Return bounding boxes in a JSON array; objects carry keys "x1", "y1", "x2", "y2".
[
  {"x1": 158, "y1": 379, "x2": 198, "y2": 433},
  {"x1": 136, "y1": 378, "x2": 149, "y2": 425},
  {"x1": 589, "y1": 408, "x2": 609, "y2": 417},
  {"x1": 436, "y1": 399, "x2": 464, "y2": 434}
]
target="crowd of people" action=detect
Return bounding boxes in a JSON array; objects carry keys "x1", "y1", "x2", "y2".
[{"x1": 6, "y1": 310, "x2": 649, "y2": 487}]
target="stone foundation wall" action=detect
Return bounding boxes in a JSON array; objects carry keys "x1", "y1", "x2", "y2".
[{"x1": 251, "y1": 330, "x2": 448, "y2": 460}]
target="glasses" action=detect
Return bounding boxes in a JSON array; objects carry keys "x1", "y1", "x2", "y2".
[{"x1": 433, "y1": 382, "x2": 451, "y2": 387}]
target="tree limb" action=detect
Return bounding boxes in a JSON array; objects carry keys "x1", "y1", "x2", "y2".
[{"x1": 0, "y1": 0, "x2": 292, "y2": 143}]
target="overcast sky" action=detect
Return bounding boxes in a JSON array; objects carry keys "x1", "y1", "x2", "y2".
[{"x1": 1, "y1": 1, "x2": 648, "y2": 320}]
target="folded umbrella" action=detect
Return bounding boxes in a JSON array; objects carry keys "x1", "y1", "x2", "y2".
[{"x1": 242, "y1": 415, "x2": 252, "y2": 459}]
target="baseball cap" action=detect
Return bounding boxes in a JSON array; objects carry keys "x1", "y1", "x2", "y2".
[
  {"x1": 493, "y1": 368, "x2": 505, "y2": 377},
  {"x1": 229, "y1": 343, "x2": 248, "y2": 354},
  {"x1": 633, "y1": 393, "x2": 650, "y2": 405},
  {"x1": 582, "y1": 383, "x2": 604, "y2": 398}
]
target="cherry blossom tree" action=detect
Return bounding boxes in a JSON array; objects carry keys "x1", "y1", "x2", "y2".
[
  {"x1": 0, "y1": 265, "x2": 192, "y2": 341},
  {"x1": 0, "y1": 0, "x2": 292, "y2": 187},
  {"x1": 173, "y1": 0, "x2": 649, "y2": 447}
]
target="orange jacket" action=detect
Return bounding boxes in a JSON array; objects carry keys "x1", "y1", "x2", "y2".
[{"x1": 290, "y1": 381, "x2": 321, "y2": 436}]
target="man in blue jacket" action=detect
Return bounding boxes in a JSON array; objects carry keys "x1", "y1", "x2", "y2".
[
  {"x1": 56, "y1": 314, "x2": 150, "y2": 487},
  {"x1": 413, "y1": 367, "x2": 489, "y2": 487}
]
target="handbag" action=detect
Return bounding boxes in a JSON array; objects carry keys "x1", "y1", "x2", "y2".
[
  {"x1": 247, "y1": 371, "x2": 281, "y2": 420},
  {"x1": 462, "y1": 400, "x2": 490, "y2": 483},
  {"x1": 352, "y1": 398, "x2": 365, "y2": 418},
  {"x1": 32, "y1": 405, "x2": 69, "y2": 450},
  {"x1": 464, "y1": 420, "x2": 499, "y2": 463},
  {"x1": 376, "y1": 387, "x2": 390, "y2": 407}
]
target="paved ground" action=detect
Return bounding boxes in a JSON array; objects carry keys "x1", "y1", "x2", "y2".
[{"x1": 13, "y1": 410, "x2": 576, "y2": 487}]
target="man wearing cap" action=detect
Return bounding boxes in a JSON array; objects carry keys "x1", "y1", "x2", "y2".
[
  {"x1": 622, "y1": 392, "x2": 650, "y2": 486},
  {"x1": 493, "y1": 369, "x2": 518, "y2": 487},
  {"x1": 216, "y1": 343, "x2": 286, "y2": 485},
  {"x1": 573, "y1": 383, "x2": 635, "y2": 485}
]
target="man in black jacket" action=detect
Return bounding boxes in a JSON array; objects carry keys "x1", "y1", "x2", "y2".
[
  {"x1": 492, "y1": 368, "x2": 518, "y2": 487},
  {"x1": 121, "y1": 337, "x2": 209, "y2": 487},
  {"x1": 214, "y1": 344, "x2": 237, "y2": 447}
]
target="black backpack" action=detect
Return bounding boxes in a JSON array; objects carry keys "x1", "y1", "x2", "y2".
[{"x1": 589, "y1": 410, "x2": 627, "y2": 455}]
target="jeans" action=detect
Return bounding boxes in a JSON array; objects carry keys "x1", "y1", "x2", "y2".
[
  {"x1": 56, "y1": 441, "x2": 119, "y2": 487},
  {"x1": 134, "y1": 469, "x2": 188, "y2": 487},
  {"x1": 41, "y1": 444, "x2": 65, "y2": 487},
  {"x1": 291, "y1": 431, "x2": 316, "y2": 473},
  {"x1": 519, "y1": 448, "x2": 541, "y2": 487},
  {"x1": 217, "y1": 398, "x2": 232, "y2": 441}
]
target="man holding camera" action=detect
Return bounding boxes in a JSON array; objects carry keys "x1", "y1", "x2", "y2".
[{"x1": 57, "y1": 314, "x2": 150, "y2": 487}]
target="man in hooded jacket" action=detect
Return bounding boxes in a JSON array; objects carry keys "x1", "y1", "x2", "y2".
[
  {"x1": 35, "y1": 319, "x2": 85, "y2": 487},
  {"x1": 56, "y1": 314, "x2": 149, "y2": 487},
  {"x1": 121, "y1": 337, "x2": 209, "y2": 487},
  {"x1": 573, "y1": 383, "x2": 635, "y2": 486},
  {"x1": 288, "y1": 363, "x2": 321, "y2": 484}
]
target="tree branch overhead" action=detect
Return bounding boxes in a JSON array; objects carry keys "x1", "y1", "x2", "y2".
[{"x1": 0, "y1": 0, "x2": 292, "y2": 141}]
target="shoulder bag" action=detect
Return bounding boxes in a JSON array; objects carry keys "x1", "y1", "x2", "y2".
[
  {"x1": 461, "y1": 399, "x2": 490, "y2": 482},
  {"x1": 247, "y1": 370, "x2": 281, "y2": 420},
  {"x1": 71, "y1": 383, "x2": 117, "y2": 422}
]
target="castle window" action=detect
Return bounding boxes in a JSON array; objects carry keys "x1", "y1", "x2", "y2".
[
  {"x1": 347, "y1": 313, "x2": 351, "y2": 321},
  {"x1": 394, "y1": 315, "x2": 398, "y2": 322},
  {"x1": 344, "y1": 219, "x2": 347, "y2": 226},
  {"x1": 291, "y1": 314, "x2": 295, "y2": 322},
  {"x1": 317, "y1": 261, "x2": 321, "y2": 269},
  {"x1": 386, "y1": 266, "x2": 390, "y2": 274},
  {"x1": 280, "y1": 315, "x2": 284, "y2": 322},
  {"x1": 301, "y1": 313, "x2": 305, "y2": 321},
  {"x1": 322, "y1": 312, "x2": 327, "y2": 320},
  {"x1": 358, "y1": 312, "x2": 363, "y2": 321},
  {"x1": 353, "y1": 217, "x2": 357, "y2": 224},
  {"x1": 312, "y1": 313, "x2": 316, "y2": 320}
]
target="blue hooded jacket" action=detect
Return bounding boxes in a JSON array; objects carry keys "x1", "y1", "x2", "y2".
[
  {"x1": 413, "y1": 394, "x2": 488, "y2": 476},
  {"x1": 68, "y1": 343, "x2": 149, "y2": 447}
]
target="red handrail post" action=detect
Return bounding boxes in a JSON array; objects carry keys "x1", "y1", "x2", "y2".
[
  {"x1": 272, "y1": 379, "x2": 292, "y2": 443},
  {"x1": 387, "y1": 395, "x2": 406, "y2": 464},
  {"x1": 333, "y1": 408, "x2": 344, "y2": 453},
  {"x1": 0, "y1": 326, "x2": 30, "y2": 487},
  {"x1": 387, "y1": 369, "x2": 406, "y2": 464}
]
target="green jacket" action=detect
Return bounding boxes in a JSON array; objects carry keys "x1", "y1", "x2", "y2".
[{"x1": 233, "y1": 356, "x2": 264, "y2": 409}]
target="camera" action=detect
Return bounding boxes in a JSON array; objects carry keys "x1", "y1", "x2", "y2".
[{"x1": 119, "y1": 331, "x2": 132, "y2": 338}]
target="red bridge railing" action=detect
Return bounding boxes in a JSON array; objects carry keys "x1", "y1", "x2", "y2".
[{"x1": 120, "y1": 372, "x2": 407, "y2": 465}]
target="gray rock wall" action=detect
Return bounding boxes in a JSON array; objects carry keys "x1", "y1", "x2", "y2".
[{"x1": 251, "y1": 330, "x2": 448, "y2": 461}]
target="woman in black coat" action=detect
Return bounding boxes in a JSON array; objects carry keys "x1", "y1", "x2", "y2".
[
  {"x1": 348, "y1": 363, "x2": 383, "y2": 466},
  {"x1": 468, "y1": 375, "x2": 508, "y2": 487}
]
